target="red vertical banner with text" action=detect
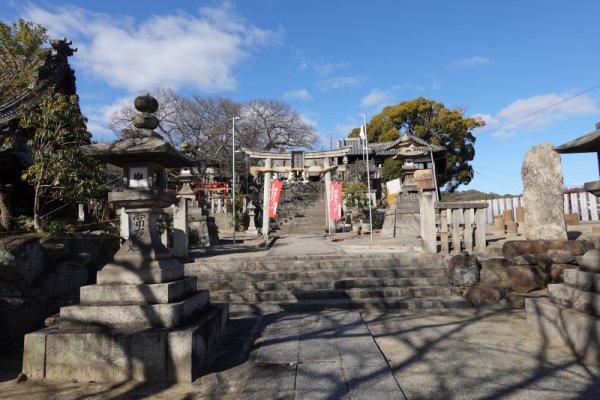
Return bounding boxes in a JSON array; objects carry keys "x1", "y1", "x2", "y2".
[
  {"x1": 268, "y1": 179, "x2": 283, "y2": 218},
  {"x1": 329, "y1": 182, "x2": 343, "y2": 220}
]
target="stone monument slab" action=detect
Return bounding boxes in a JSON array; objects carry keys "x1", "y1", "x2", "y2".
[{"x1": 521, "y1": 142, "x2": 567, "y2": 240}]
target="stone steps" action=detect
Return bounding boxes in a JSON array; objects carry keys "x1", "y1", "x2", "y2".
[
  {"x1": 186, "y1": 254, "x2": 445, "y2": 273},
  {"x1": 193, "y1": 267, "x2": 447, "y2": 284},
  {"x1": 228, "y1": 296, "x2": 471, "y2": 314},
  {"x1": 184, "y1": 252, "x2": 468, "y2": 313},
  {"x1": 200, "y1": 276, "x2": 450, "y2": 292},
  {"x1": 548, "y1": 283, "x2": 600, "y2": 317},
  {"x1": 211, "y1": 286, "x2": 461, "y2": 303}
]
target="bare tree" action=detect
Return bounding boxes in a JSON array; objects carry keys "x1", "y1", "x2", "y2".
[{"x1": 108, "y1": 90, "x2": 320, "y2": 181}]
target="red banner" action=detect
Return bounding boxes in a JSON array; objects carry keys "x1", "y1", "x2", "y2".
[
  {"x1": 329, "y1": 182, "x2": 342, "y2": 220},
  {"x1": 268, "y1": 180, "x2": 283, "y2": 218}
]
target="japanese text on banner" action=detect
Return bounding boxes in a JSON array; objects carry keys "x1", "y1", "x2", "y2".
[
  {"x1": 268, "y1": 180, "x2": 283, "y2": 218},
  {"x1": 329, "y1": 182, "x2": 342, "y2": 220}
]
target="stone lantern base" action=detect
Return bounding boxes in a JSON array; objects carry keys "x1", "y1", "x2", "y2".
[
  {"x1": 22, "y1": 208, "x2": 229, "y2": 383},
  {"x1": 23, "y1": 303, "x2": 227, "y2": 382}
]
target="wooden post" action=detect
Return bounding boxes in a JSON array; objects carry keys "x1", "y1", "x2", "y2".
[
  {"x1": 580, "y1": 192, "x2": 589, "y2": 221},
  {"x1": 452, "y1": 209, "x2": 461, "y2": 254},
  {"x1": 590, "y1": 195, "x2": 599, "y2": 221},
  {"x1": 464, "y1": 209, "x2": 474, "y2": 253},
  {"x1": 440, "y1": 210, "x2": 449, "y2": 255},
  {"x1": 475, "y1": 208, "x2": 487, "y2": 252}
]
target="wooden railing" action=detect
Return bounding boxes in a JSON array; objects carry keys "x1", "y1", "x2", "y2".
[{"x1": 420, "y1": 193, "x2": 488, "y2": 254}]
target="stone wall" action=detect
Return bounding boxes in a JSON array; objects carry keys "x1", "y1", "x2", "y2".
[{"x1": 0, "y1": 233, "x2": 119, "y2": 342}]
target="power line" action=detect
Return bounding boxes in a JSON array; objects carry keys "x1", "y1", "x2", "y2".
[
  {"x1": 477, "y1": 82, "x2": 600, "y2": 136},
  {"x1": 472, "y1": 164, "x2": 519, "y2": 177}
]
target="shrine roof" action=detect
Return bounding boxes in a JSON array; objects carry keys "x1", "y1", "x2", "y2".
[{"x1": 555, "y1": 122, "x2": 600, "y2": 154}]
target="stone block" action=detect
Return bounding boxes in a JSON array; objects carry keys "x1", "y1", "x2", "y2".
[
  {"x1": 506, "y1": 221, "x2": 518, "y2": 235},
  {"x1": 579, "y1": 249, "x2": 600, "y2": 273},
  {"x1": 550, "y1": 263, "x2": 576, "y2": 283},
  {"x1": 448, "y1": 254, "x2": 480, "y2": 287},
  {"x1": 580, "y1": 236, "x2": 600, "y2": 250},
  {"x1": 494, "y1": 216, "x2": 505, "y2": 235},
  {"x1": 507, "y1": 265, "x2": 545, "y2": 293},
  {"x1": 464, "y1": 285, "x2": 508, "y2": 305},
  {"x1": 546, "y1": 249, "x2": 576, "y2": 264},
  {"x1": 80, "y1": 277, "x2": 198, "y2": 305},
  {"x1": 548, "y1": 284, "x2": 600, "y2": 317},
  {"x1": 594, "y1": 226, "x2": 600, "y2": 236},
  {"x1": 507, "y1": 290, "x2": 547, "y2": 309},
  {"x1": 96, "y1": 258, "x2": 184, "y2": 285},
  {"x1": 40, "y1": 262, "x2": 90, "y2": 299},
  {"x1": 565, "y1": 213, "x2": 580, "y2": 225},
  {"x1": 22, "y1": 303, "x2": 228, "y2": 383},
  {"x1": 502, "y1": 240, "x2": 586, "y2": 259},
  {"x1": 22, "y1": 331, "x2": 47, "y2": 379},
  {"x1": 564, "y1": 269, "x2": 600, "y2": 292},
  {"x1": 0, "y1": 235, "x2": 44, "y2": 283},
  {"x1": 526, "y1": 297, "x2": 600, "y2": 366},
  {"x1": 60, "y1": 290, "x2": 210, "y2": 329},
  {"x1": 479, "y1": 257, "x2": 510, "y2": 286}
]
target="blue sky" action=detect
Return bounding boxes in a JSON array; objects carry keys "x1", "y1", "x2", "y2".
[{"x1": 2, "y1": 0, "x2": 600, "y2": 194}]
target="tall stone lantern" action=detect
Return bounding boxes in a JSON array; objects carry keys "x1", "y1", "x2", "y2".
[{"x1": 22, "y1": 95, "x2": 228, "y2": 384}]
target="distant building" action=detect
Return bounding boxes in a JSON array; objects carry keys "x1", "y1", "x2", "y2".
[{"x1": 335, "y1": 133, "x2": 446, "y2": 194}]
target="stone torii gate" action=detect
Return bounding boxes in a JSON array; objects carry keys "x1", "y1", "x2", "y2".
[{"x1": 243, "y1": 148, "x2": 350, "y2": 237}]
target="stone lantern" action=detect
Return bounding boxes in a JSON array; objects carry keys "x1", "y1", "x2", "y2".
[{"x1": 22, "y1": 95, "x2": 228, "y2": 384}]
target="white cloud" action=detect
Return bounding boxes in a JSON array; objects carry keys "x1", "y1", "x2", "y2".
[
  {"x1": 474, "y1": 92, "x2": 600, "y2": 138},
  {"x1": 83, "y1": 96, "x2": 132, "y2": 142},
  {"x1": 284, "y1": 89, "x2": 312, "y2": 101},
  {"x1": 361, "y1": 89, "x2": 392, "y2": 108},
  {"x1": 450, "y1": 56, "x2": 491, "y2": 68},
  {"x1": 23, "y1": 3, "x2": 280, "y2": 93},
  {"x1": 317, "y1": 76, "x2": 359, "y2": 91},
  {"x1": 360, "y1": 83, "x2": 426, "y2": 109}
]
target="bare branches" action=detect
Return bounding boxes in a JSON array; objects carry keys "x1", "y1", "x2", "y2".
[{"x1": 108, "y1": 91, "x2": 320, "y2": 180}]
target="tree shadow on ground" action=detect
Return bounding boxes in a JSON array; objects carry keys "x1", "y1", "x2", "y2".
[{"x1": 363, "y1": 308, "x2": 600, "y2": 400}]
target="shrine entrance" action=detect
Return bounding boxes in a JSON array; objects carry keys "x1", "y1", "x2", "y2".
[{"x1": 242, "y1": 148, "x2": 350, "y2": 237}]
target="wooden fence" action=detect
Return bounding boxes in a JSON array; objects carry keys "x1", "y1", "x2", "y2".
[
  {"x1": 463, "y1": 192, "x2": 600, "y2": 224},
  {"x1": 420, "y1": 194, "x2": 488, "y2": 255}
]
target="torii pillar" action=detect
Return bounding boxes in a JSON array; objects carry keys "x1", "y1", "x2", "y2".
[{"x1": 262, "y1": 157, "x2": 272, "y2": 238}]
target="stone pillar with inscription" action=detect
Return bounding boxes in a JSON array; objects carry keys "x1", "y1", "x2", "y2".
[{"x1": 22, "y1": 95, "x2": 228, "y2": 384}]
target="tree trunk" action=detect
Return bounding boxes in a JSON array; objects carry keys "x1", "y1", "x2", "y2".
[
  {"x1": 33, "y1": 182, "x2": 42, "y2": 232},
  {"x1": 0, "y1": 184, "x2": 13, "y2": 231}
]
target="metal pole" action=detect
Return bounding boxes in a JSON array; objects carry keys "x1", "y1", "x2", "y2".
[
  {"x1": 232, "y1": 116, "x2": 237, "y2": 244},
  {"x1": 362, "y1": 114, "x2": 373, "y2": 241}
]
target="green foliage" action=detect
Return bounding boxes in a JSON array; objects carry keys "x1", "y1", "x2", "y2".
[
  {"x1": 226, "y1": 194, "x2": 245, "y2": 231},
  {"x1": 0, "y1": 19, "x2": 49, "y2": 104},
  {"x1": 342, "y1": 182, "x2": 369, "y2": 219},
  {"x1": 350, "y1": 97, "x2": 484, "y2": 192},
  {"x1": 381, "y1": 159, "x2": 403, "y2": 183},
  {"x1": 19, "y1": 88, "x2": 107, "y2": 231},
  {"x1": 14, "y1": 215, "x2": 35, "y2": 232}
]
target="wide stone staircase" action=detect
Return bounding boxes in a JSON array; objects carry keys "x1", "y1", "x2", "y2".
[
  {"x1": 184, "y1": 253, "x2": 471, "y2": 314},
  {"x1": 275, "y1": 182, "x2": 327, "y2": 235}
]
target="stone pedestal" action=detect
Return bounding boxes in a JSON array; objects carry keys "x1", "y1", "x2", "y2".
[
  {"x1": 526, "y1": 268, "x2": 600, "y2": 366},
  {"x1": 22, "y1": 207, "x2": 228, "y2": 383}
]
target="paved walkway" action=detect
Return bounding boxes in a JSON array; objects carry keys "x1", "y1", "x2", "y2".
[{"x1": 245, "y1": 311, "x2": 400, "y2": 399}]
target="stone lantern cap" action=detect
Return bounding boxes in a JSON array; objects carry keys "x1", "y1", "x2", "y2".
[
  {"x1": 81, "y1": 136, "x2": 192, "y2": 168},
  {"x1": 81, "y1": 94, "x2": 193, "y2": 169},
  {"x1": 81, "y1": 95, "x2": 193, "y2": 208}
]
